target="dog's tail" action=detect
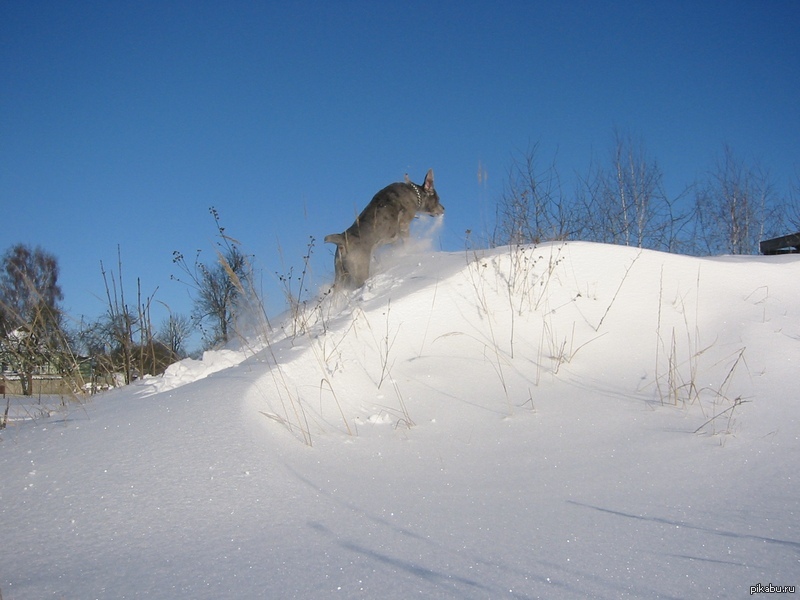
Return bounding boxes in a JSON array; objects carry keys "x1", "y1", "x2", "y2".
[{"x1": 324, "y1": 233, "x2": 345, "y2": 246}]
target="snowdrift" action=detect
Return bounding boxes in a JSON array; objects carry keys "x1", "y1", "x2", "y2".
[
  {"x1": 1, "y1": 242, "x2": 798, "y2": 599},
  {"x1": 243, "y1": 241, "x2": 799, "y2": 446}
]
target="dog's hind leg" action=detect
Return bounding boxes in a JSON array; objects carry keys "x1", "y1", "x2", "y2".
[{"x1": 325, "y1": 233, "x2": 348, "y2": 288}]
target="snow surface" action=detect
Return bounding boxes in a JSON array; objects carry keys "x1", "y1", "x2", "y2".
[{"x1": 1, "y1": 241, "x2": 798, "y2": 599}]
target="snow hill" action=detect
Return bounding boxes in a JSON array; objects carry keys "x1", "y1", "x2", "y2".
[{"x1": 2, "y1": 241, "x2": 798, "y2": 599}]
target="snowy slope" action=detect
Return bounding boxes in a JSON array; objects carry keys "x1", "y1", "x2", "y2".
[{"x1": 1, "y1": 242, "x2": 798, "y2": 599}]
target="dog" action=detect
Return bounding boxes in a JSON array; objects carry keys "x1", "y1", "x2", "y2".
[{"x1": 324, "y1": 169, "x2": 444, "y2": 289}]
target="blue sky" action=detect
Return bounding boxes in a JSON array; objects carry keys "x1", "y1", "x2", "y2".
[{"x1": 2, "y1": 1, "x2": 798, "y2": 340}]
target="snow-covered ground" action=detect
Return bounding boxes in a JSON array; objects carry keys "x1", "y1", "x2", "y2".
[{"x1": 1, "y1": 241, "x2": 798, "y2": 599}]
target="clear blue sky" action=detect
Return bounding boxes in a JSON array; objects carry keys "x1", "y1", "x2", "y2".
[{"x1": 3, "y1": 1, "x2": 798, "y2": 338}]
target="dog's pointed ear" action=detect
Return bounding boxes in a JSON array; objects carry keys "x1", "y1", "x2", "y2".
[
  {"x1": 404, "y1": 173, "x2": 411, "y2": 183},
  {"x1": 423, "y1": 169, "x2": 434, "y2": 192}
]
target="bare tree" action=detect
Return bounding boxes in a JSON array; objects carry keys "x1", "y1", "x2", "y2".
[
  {"x1": 0, "y1": 244, "x2": 67, "y2": 395},
  {"x1": 693, "y1": 145, "x2": 781, "y2": 255},
  {"x1": 577, "y1": 129, "x2": 683, "y2": 251},
  {"x1": 787, "y1": 170, "x2": 800, "y2": 231},
  {"x1": 76, "y1": 316, "x2": 115, "y2": 392},
  {"x1": 96, "y1": 247, "x2": 162, "y2": 384},
  {"x1": 99, "y1": 252, "x2": 136, "y2": 384},
  {"x1": 173, "y1": 208, "x2": 251, "y2": 349},
  {"x1": 493, "y1": 143, "x2": 575, "y2": 246},
  {"x1": 157, "y1": 313, "x2": 193, "y2": 359}
]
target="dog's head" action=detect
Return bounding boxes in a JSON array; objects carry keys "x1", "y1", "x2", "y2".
[{"x1": 416, "y1": 169, "x2": 444, "y2": 217}]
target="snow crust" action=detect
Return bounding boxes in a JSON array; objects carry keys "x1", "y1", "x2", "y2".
[{"x1": 1, "y1": 241, "x2": 798, "y2": 599}]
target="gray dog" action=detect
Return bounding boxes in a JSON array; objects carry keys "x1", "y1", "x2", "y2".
[{"x1": 325, "y1": 169, "x2": 445, "y2": 289}]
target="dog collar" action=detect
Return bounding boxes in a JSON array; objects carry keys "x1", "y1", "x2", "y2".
[{"x1": 409, "y1": 182, "x2": 422, "y2": 207}]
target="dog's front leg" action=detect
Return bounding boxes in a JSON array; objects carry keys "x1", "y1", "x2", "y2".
[{"x1": 398, "y1": 209, "x2": 412, "y2": 241}]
